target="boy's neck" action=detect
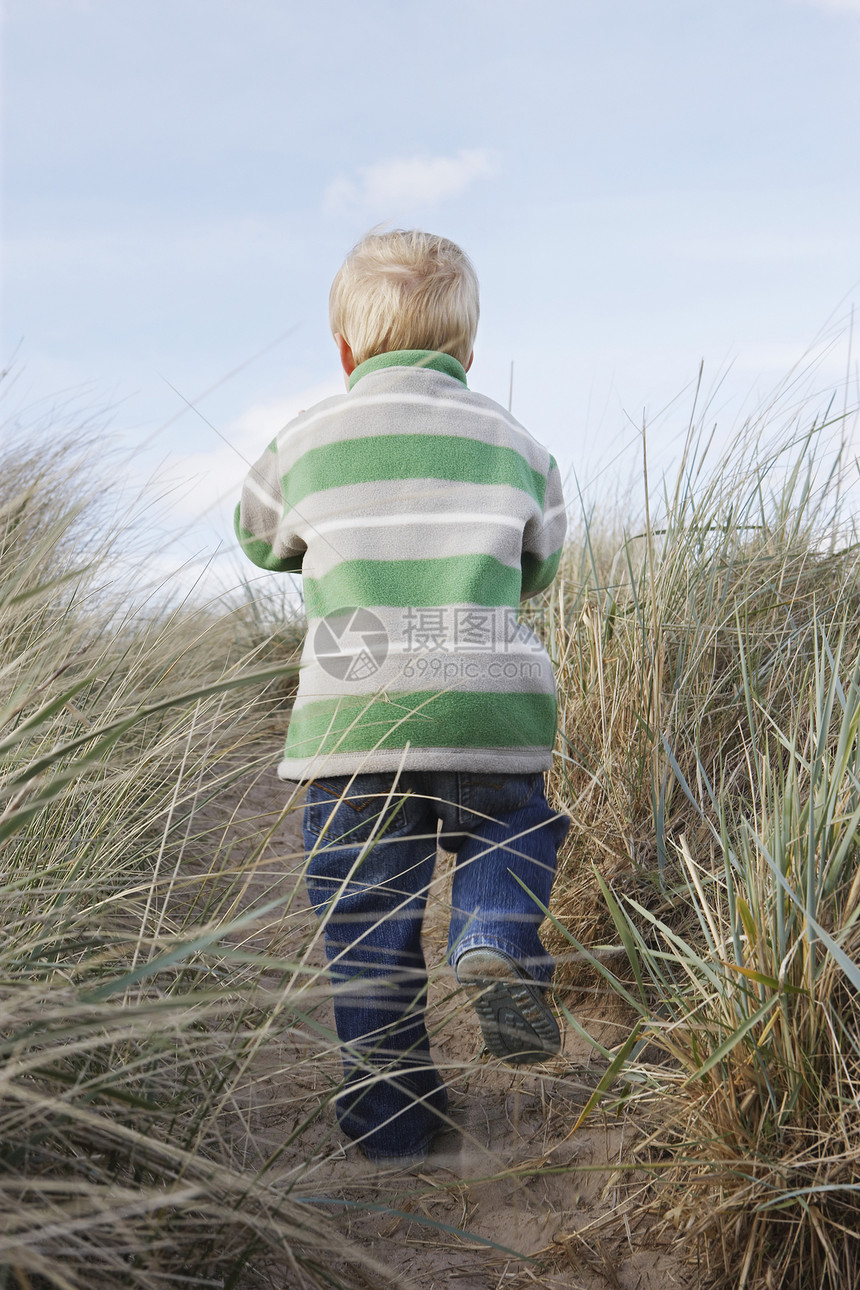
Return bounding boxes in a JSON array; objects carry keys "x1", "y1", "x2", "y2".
[{"x1": 348, "y1": 349, "x2": 469, "y2": 391}]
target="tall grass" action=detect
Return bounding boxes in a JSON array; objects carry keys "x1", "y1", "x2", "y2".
[
  {"x1": 5, "y1": 364, "x2": 860, "y2": 1289},
  {"x1": 540, "y1": 377, "x2": 860, "y2": 1288},
  {"x1": 0, "y1": 430, "x2": 396, "y2": 1289}
]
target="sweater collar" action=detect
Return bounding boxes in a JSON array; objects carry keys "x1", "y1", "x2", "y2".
[{"x1": 348, "y1": 349, "x2": 469, "y2": 391}]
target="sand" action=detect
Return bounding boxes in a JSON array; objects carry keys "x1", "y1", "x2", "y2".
[{"x1": 196, "y1": 760, "x2": 692, "y2": 1290}]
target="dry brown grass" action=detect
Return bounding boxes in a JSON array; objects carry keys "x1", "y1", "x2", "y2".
[
  {"x1": 532, "y1": 394, "x2": 860, "y2": 1288},
  {"x1": 4, "y1": 368, "x2": 860, "y2": 1289}
]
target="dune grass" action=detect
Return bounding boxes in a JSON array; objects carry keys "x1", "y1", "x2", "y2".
[
  {"x1": 539, "y1": 381, "x2": 860, "y2": 1288},
  {"x1": 3, "y1": 364, "x2": 860, "y2": 1289},
  {"x1": 0, "y1": 431, "x2": 399, "y2": 1289}
]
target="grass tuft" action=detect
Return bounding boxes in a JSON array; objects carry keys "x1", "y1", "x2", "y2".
[{"x1": 539, "y1": 373, "x2": 860, "y2": 1288}]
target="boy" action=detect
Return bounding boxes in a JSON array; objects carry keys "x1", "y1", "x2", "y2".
[{"x1": 236, "y1": 230, "x2": 568, "y2": 1165}]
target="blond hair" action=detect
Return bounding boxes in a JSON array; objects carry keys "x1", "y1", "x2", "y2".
[{"x1": 329, "y1": 229, "x2": 479, "y2": 368}]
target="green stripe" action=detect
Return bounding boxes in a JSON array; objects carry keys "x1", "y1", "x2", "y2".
[
  {"x1": 234, "y1": 507, "x2": 303, "y2": 573},
  {"x1": 521, "y1": 549, "x2": 562, "y2": 596},
  {"x1": 349, "y1": 349, "x2": 468, "y2": 389},
  {"x1": 303, "y1": 555, "x2": 520, "y2": 617},
  {"x1": 282, "y1": 435, "x2": 547, "y2": 510},
  {"x1": 284, "y1": 690, "x2": 557, "y2": 759}
]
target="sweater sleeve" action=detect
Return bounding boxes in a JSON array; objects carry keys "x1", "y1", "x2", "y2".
[
  {"x1": 520, "y1": 455, "x2": 566, "y2": 598},
  {"x1": 234, "y1": 438, "x2": 305, "y2": 573}
]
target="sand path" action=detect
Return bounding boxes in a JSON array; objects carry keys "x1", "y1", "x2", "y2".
[{"x1": 200, "y1": 760, "x2": 690, "y2": 1290}]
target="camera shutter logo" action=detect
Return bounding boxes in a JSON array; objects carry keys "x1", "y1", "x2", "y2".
[{"x1": 314, "y1": 608, "x2": 389, "y2": 682}]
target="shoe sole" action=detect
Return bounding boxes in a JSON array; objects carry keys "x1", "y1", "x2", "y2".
[{"x1": 456, "y1": 949, "x2": 561, "y2": 1065}]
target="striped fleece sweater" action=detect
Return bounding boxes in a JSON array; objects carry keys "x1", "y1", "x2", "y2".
[{"x1": 235, "y1": 349, "x2": 567, "y2": 780}]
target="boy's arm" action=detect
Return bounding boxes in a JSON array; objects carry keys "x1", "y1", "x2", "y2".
[
  {"x1": 234, "y1": 438, "x2": 305, "y2": 573},
  {"x1": 521, "y1": 455, "x2": 567, "y2": 598}
]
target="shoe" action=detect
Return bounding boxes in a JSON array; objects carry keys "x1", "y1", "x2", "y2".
[{"x1": 455, "y1": 948, "x2": 561, "y2": 1065}]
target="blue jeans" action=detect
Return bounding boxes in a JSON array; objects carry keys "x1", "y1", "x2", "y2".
[{"x1": 302, "y1": 770, "x2": 569, "y2": 1161}]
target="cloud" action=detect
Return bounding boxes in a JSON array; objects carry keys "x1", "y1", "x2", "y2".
[
  {"x1": 323, "y1": 149, "x2": 499, "y2": 219},
  {"x1": 161, "y1": 378, "x2": 344, "y2": 524},
  {"x1": 121, "y1": 377, "x2": 344, "y2": 599}
]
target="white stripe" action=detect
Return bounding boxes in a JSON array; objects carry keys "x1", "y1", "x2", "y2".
[
  {"x1": 542, "y1": 503, "x2": 567, "y2": 524},
  {"x1": 277, "y1": 392, "x2": 543, "y2": 459},
  {"x1": 374, "y1": 639, "x2": 545, "y2": 659},
  {"x1": 295, "y1": 511, "x2": 524, "y2": 538},
  {"x1": 302, "y1": 638, "x2": 546, "y2": 660},
  {"x1": 243, "y1": 475, "x2": 281, "y2": 513}
]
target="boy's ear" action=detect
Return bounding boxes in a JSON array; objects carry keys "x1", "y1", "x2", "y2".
[{"x1": 335, "y1": 333, "x2": 356, "y2": 378}]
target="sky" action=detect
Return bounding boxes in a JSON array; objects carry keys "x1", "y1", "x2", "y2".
[{"x1": 2, "y1": 0, "x2": 860, "y2": 597}]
